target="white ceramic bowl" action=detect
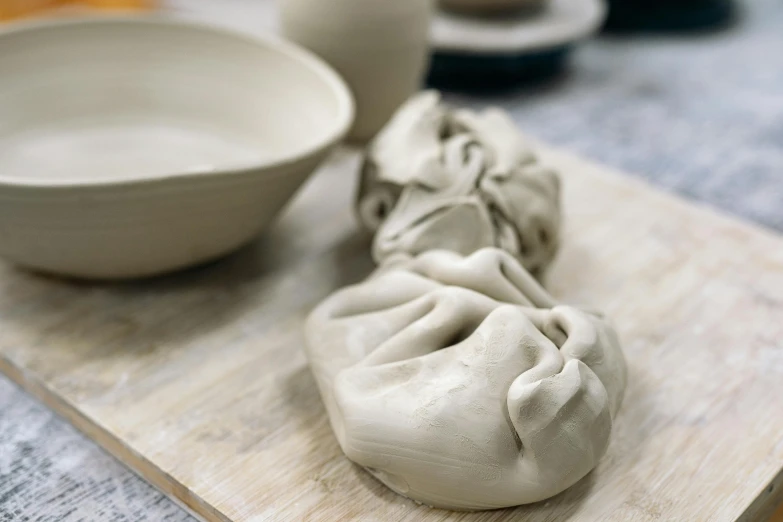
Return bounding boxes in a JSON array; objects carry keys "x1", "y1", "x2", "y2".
[{"x1": 0, "y1": 18, "x2": 353, "y2": 279}]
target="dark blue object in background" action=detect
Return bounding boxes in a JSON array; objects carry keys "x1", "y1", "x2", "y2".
[
  {"x1": 603, "y1": 0, "x2": 737, "y2": 32},
  {"x1": 427, "y1": 46, "x2": 572, "y2": 92}
]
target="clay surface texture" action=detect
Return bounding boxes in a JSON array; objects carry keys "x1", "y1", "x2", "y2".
[
  {"x1": 306, "y1": 248, "x2": 627, "y2": 510},
  {"x1": 357, "y1": 92, "x2": 561, "y2": 277}
]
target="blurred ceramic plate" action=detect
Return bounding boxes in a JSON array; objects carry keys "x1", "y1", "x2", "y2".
[
  {"x1": 432, "y1": 0, "x2": 606, "y2": 54},
  {"x1": 169, "y1": 1, "x2": 603, "y2": 57}
]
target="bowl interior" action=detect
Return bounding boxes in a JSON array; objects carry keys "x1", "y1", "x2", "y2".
[{"x1": 0, "y1": 18, "x2": 352, "y2": 184}]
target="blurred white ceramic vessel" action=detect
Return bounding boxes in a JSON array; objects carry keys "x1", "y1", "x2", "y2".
[{"x1": 280, "y1": 0, "x2": 434, "y2": 143}]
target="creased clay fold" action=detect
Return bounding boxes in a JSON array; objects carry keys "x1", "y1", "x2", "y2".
[
  {"x1": 305, "y1": 248, "x2": 627, "y2": 510},
  {"x1": 356, "y1": 91, "x2": 561, "y2": 277}
]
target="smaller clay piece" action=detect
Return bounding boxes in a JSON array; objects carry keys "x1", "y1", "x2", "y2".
[
  {"x1": 305, "y1": 248, "x2": 627, "y2": 510},
  {"x1": 356, "y1": 91, "x2": 561, "y2": 277}
]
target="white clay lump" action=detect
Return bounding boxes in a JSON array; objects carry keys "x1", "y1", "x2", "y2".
[
  {"x1": 305, "y1": 248, "x2": 627, "y2": 510},
  {"x1": 356, "y1": 91, "x2": 562, "y2": 277}
]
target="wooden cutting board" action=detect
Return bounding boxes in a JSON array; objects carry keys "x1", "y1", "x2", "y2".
[{"x1": 1, "y1": 146, "x2": 782, "y2": 522}]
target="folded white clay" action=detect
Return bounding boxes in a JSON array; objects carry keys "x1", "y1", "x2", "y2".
[
  {"x1": 306, "y1": 248, "x2": 627, "y2": 510},
  {"x1": 356, "y1": 91, "x2": 561, "y2": 277}
]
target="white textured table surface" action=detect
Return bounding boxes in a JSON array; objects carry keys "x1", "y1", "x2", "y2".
[{"x1": 2, "y1": 0, "x2": 782, "y2": 520}]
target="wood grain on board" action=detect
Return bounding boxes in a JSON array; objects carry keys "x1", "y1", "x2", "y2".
[{"x1": 0, "y1": 146, "x2": 782, "y2": 522}]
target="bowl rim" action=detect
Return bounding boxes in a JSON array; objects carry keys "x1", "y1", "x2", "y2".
[{"x1": 0, "y1": 16, "x2": 355, "y2": 190}]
